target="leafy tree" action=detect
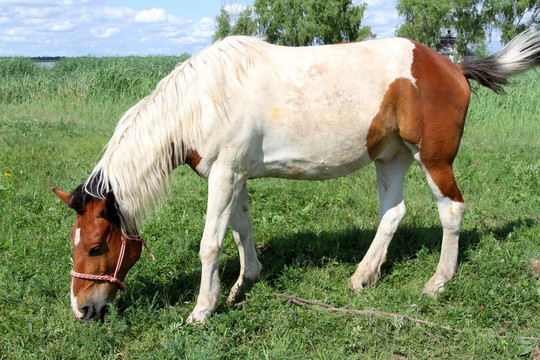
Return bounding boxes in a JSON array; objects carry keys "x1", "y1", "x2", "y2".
[
  {"x1": 213, "y1": 0, "x2": 371, "y2": 46},
  {"x1": 232, "y1": 7, "x2": 258, "y2": 36},
  {"x1": 396, "y1": 0, "x2": 451, "y2": 48},
  {"x1": 214, "y1": 6, "x2": 258, "y2": 42},
  {"x1": 493, "y1": 0, "x2": 540, "y2": 43},
  {"x1": 397, "y1": 0, "x2": 539, "y2": 58},
  {"x1": 311, "y1": 0, "x2": 371, "y2": 44},
  {"x1": 254, "y1": 0, "x2": 318, "y2": 45},
  {"x1": 396, "y1": 0, "x2": 496, "y2": 57},
  {"x1": 214, "y1": 8, "x2": 232, "y2": 42},
  {"x1": 449, "y1": 0, "x2": 496, "y2": 56}
]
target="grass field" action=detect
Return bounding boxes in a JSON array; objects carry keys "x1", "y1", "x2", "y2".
[{"x1": 0, "y1": 56, "x2": 538, "y2": 359}]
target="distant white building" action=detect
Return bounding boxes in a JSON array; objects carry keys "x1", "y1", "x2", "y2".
[{"x1": 436, "y1": 30, "x2": 475, "y2": 63}]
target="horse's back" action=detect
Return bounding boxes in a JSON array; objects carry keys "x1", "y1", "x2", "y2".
[{"x1": 200, "y1": 37, "x2": 470, "y2": 180}]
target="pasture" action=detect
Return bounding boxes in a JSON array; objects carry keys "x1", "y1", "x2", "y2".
[{"x1": 0, "y1": 56, "x2": 538, "y2": 359}]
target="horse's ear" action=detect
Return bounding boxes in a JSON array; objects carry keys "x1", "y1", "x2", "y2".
[
  {"x1": 103, "y1": 192, "x2": 121, "y2": 224},
  {"x1": 105, "y1": 191, "x2": 116, "y2": 209},
  {"x1": 53, "y1": 188, "x2": 71, "y2": 205}
]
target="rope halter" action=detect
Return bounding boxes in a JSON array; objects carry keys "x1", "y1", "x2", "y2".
[{"x1": 70, "y1": 233, "x2": 155, "y2": 292}]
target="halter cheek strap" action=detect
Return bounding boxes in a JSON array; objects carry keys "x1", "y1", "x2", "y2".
[{"x1": 70, "y1": 233, "x2": 155, "y2": 292}]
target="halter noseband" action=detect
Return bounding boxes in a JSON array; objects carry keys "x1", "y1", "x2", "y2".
[{"x1": 70, "y1": 233, "x2": 155, "y2": 291}]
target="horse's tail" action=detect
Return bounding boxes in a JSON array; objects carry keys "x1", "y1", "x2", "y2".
[{"x1": 458, "y1": 29, "x2": 539, "y2": 93}]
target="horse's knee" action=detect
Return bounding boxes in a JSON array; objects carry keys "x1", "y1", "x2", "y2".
[
  {"x1": 199, "y1": 243, "x2": 221, "y2": 263},
  {"x1": 379, "y1": 201, "x2": 406, "y2": 235},
  {"x1": 438, "y1": 198, "x2": 465, "y2": 232}
]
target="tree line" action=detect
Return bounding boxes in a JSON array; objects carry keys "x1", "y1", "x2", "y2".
[{"x1": 214, "y1": 0, "x2": 539, "y2": 58}]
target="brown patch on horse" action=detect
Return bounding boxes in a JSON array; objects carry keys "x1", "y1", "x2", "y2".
[
  {"x1": 410, "y1": 41, "x2": 470, "y2": 202},
  {"x1": 70, "y1": 199, "x2": 120, "y2": 289},
  {"x1": 171, "y1": 142, "x2": 202, "y2": 172},
  {"x1": 367, "y1": 41, "x2": 470, "y2": 203},
  {"x1": 70, "y1": 196, "x2": 137, "y2": 275},
  {"x1": 366, "y1": 78, "x2": 422, "y2": 159},
  {"x1": 185, "y1": 149, "x2": 202, "y2": 170},
  {"x1": 55, "y1": 189, "x2": 142, "y2": 311}
]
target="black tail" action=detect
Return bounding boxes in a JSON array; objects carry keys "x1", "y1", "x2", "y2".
[{"x1": 458, "y1": 30, "x2": 540, "y2": 93}]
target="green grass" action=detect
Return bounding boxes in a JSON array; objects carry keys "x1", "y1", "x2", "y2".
[
  {"x1": 0, "y1": 58, "x2": 538, "y2": 359},
  {"x1": 0, "y1": 55, "x2": 189, "y2": 104}
]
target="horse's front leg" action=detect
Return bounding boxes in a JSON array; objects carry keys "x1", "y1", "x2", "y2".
[
  {"x1": 187, "y1": 166, "x2": 246, "y2": 324},
  {"x1": 227, "y1": 184, "x2": 261, "y2": 305}
]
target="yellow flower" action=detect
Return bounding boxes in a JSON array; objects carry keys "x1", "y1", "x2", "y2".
[{"x1": 4, "y1": 173, "x2": 11, "y2": 177}]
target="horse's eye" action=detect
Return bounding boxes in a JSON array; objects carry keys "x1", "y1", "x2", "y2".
[{"x1": 89, "y1": 244, "x2": 103, "y2": 256}]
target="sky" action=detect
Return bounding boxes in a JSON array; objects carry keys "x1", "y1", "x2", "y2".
[{"x1": 0, "y1": 0, "x2": 404, "y2": 57}]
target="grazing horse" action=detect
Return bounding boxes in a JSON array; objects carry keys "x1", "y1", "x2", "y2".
[{"x1": 54, "y1": 31, "x2": 539, "y2": 323}]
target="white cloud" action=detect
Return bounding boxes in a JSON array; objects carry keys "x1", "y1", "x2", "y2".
[
  {"x1": 0, "y1": 34, "x2": 26, "y2": 43},
  {"x1": 135, "y1": 8, "x2": 167, "y2": 23},
  {"x1": 361, "y1": 0, "x2": 401, "y2": 38},
  {"x1": 51, "y1": 20, "x2": 77, "y2": 32},
  {"x1": 163, "y1": 29, "x2": 182, "y2": 38},
  {"x1": 0, "y1": 1, "x2": 217, "y2": 56},
  {"x1": 95, "y1": 27, "x2": 120, "y2": 38},
  {"x1": 100, "y1": 6, "x2": 134, "y2": 20},
  {"x1": 191, "y1": 17, "x2": 215, "y2": 38}
]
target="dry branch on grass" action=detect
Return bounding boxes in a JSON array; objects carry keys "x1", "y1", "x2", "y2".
[{"x1": 235, "y1": 293, "x2": 540, "y2": 341}]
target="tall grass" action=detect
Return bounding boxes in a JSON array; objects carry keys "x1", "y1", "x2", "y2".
[
  {"x1": 0, "y1": 55, "x2": 189, "y2": 104},
  {"x1": 0, "y1": 56, "x2": 538, "y2": 359}
]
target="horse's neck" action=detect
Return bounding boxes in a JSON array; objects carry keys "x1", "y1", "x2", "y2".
[{"x1": 90, "y1": 92, "x2": 196, "y2": 231}]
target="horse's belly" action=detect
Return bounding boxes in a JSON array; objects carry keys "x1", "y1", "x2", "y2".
[
  {"x1": 249, "y1": 136, "x2": 373, "y2": 180},
  {"x1": 254, "y1": 155, "x2": 372, "y2": 180}
]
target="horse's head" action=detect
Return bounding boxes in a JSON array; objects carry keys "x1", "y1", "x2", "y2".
[{"x1": 53, "y1": 188, "x2": 143, "y2": 321}]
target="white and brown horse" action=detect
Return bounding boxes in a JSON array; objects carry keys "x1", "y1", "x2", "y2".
[{"x1": 54, "y1": 31, "x2": 539, "y2": 323}]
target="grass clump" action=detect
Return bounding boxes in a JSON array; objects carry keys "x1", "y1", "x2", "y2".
[{"x1": 0, "y1": 55, "x2": 189, "y2": 104}]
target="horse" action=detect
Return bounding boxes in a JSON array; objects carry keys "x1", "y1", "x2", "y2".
[{"x1": 53, "y1": 30, "x2": 539, "y2": 323}]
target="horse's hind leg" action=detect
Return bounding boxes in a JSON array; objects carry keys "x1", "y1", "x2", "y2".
[
  {"x1": 350, "y1": 149, "x2": 413, "y2": 292},
  {"x1": 416, "y1": 156, "x2": 465, "y2": 296},
  {"x1": 227, "y1": 184, "x2": 262, "y2": 305}
]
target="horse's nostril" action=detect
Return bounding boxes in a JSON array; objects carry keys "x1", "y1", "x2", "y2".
[
  {"x1": 98, "y1": 304, "x2": 110, "y2": 320},
  {"x1": 80, "y1": 303, "x2": 97, "y2": 321}
]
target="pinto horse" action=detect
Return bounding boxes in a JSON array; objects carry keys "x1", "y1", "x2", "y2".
[{"x1": 54, "y1": 31, "x2": 539, "y2": 323}]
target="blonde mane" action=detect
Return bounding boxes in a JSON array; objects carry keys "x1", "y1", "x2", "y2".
[{"x1": 84, "y1": 36, "x2": 268, "y2": 232}]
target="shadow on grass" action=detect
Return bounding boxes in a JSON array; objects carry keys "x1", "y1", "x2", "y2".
[
  {"x1": 121, "y1": 217, "x2": 536, "y2": 315},
  {"x1": 252, "y1": 217, "x2": 536, "y2": 285}
]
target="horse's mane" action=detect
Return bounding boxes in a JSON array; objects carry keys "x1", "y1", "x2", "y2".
[{"x1": 82, "y1": 36, "x2": 268, "y2": 232}]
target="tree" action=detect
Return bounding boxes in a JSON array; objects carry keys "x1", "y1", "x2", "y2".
[
  {"x1": 214, "y1": 8, "x2": 232, "y2": 42},
  {"x1": 214, "y1": 5, "x2": 257, "y2": 42},
  {"x1": 213, "y1": 0, "x2": 371, "y2": 46},
  {"x1": 310, "y1": 0, "x2": 371, "y2": 44},
  {"x1": 449, "y1": 0, "x2": 496, "y2": 56},
  {"x1": 254, "y1": 0, "x2": 318, "y2": 45},
  {"x1": 396, "y1": 0, "x2": 451, "y2": 48},
  {"x1": 397, "y1": 0, "x2": 540, "y2": 58},
  {"x1": 493, "y1": 0, "x2": 540, "y2": 43},
  {"x1": 231, "y1": 7, "x2": 258, "y2": 36},
  {"x1": 396, "y1": 0, "x2": 498, "y2": 58}
]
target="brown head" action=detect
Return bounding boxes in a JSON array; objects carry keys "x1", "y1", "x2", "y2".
[{"x1": 53, "y1": 187, "x2": 142, "y2": 321}]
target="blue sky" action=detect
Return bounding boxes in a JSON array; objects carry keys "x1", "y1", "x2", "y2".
[
  {"x1": 105, "y1": 0, "x2": 228, "y2": 21},
  {"x1": 0, "y1": 1, "x2": 501, "y2": 57},
  {"x1": 0, "y1": 0, "x2": 403, "y2": 56}
]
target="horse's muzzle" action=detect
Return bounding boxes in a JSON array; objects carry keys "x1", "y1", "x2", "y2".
[{"x1": 79, "y1": 302, "x2": 109, "y2": 322}]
